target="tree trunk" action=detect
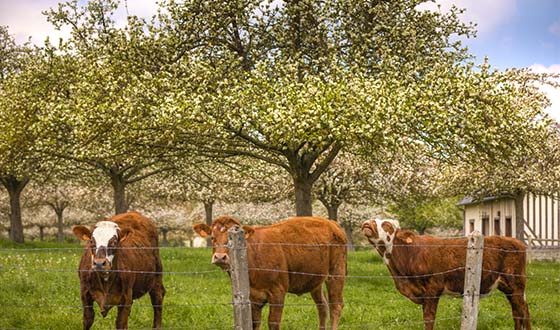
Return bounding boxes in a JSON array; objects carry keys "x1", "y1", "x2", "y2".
[
  {"x1": 344, "y1": 224, "x2": 354, "y2": 252},
  {"x1": 204, "y1": 200, "x2": 214, "y2": 247},
  {"x1": 1, "y1": 176, "x2": 29, "y2": 243},
  {"x1": 161, "y1": 228, "x2": 169, "y2": 246},
  {"x1": 294, "y1": 178, "x2": 313, "y2": 216},
  {"x1": 514, "y1": 190, "x2": 525, "y2": 242},
  {"x1": 56, "y1": 209, "x2": 65, "y2": 243},
  {"x1": 110, "y1": 174, "x2": 128, "y2": 215},
  {"x1": 326, "y1": 203, "x2": 339, "y2": 221},
  {"x1": 39, "y1": 225, "x2": 45, "y2": 241}
]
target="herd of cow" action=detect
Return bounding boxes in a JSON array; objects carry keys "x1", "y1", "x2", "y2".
[{"x1": 72, "y1": 212, "x2": 531, "y2": 330}]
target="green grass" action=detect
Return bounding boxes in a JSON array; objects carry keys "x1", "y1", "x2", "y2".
[{"x1": 0, "y1": 239, "x2": 559, "y2": 329}]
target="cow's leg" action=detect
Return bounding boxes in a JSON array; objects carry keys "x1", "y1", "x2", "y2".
[
  {"x1": 149, "y1": 281, "x2": 165, "y2": 329},
  {"x1": 500, "y1": 283, "x2": 531, "y2": 330},
  {"x1": 267, "y1": 290, "x2": 286, "y2": 330},
  {"x1": 116, "y1": 289, "x2": 133, "y2": 330},
  {"x1": 310, "y1": 285, "x2": 328, "y2": 330},
  {"x1": 326, "y1": 275, "x2": 345, "y2": 330},
  {"x1": 81, "y1": 291, "x2": 95, "y2": 330},
  {"x1": 421, "y1": 296, "x2": 440, "y2": 330},
  {"x1": 251, "y1": 300, "x2": 265, "y2": 330}
]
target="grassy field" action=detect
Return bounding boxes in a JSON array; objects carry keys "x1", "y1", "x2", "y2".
[{"x1": 0, "y1": 240, "x2": 559, "y2": 329}]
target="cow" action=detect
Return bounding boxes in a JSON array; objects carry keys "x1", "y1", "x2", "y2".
[
  {"x1": 193, "y1": 216, "x2": 347, "y2": 330},
  {"x1": 72, "y1": 212, "x2": 165, "y2": 330},
  {"x1": 361, "y1": 219, "x2": 530, "y2": 330}
]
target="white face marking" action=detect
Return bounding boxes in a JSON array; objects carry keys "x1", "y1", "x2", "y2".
[
  {"x1": 372, "y1": 219, "x2": 400, "y2": 265},
  {"x1": 92, "y1": 221, "x2": 119, "y2": 261},
  {"x1": 373, "y1": 219, "x2": 399, "y2": 248}
]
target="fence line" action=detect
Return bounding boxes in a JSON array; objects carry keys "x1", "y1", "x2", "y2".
[
  {"x1": 3, "y1": 265, "x2": 557, "y2": 281},
  {"x1": 3, "y1": 242, "x2": 559, "y2": 251},
  {"x1": 1, "y1": 236, "x2": 559, "y2": 330}
]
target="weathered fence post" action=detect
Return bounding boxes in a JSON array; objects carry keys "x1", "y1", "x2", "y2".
[
  {"x1": 461, "y1": 230, "x2": 484, "y2": 330},
  {"x1": 228, "y1": 225, "x2": 252, "y2": 330}
]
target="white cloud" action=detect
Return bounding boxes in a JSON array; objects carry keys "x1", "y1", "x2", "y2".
[
  {"x1": 549, "y1": 18, "x2": 560, "y2": 37},
  {"x1": 0, "y1": 0, "x2": 159, "y2": 45},
  {"x1": 0, "y1": 0, "x2": 70, "y2": 44},
  {"x1": 417, "y1": 0, "x2": 517, "y2": 37},
  {"x1": 113, "y1": 0, "x2": 160, "y2": 27},
  {"x1": 529, "y1": 64, "x2": 560, "y2": 122}
]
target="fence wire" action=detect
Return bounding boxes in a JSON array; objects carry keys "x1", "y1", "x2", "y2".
[{"x1": 1, "y1": 243, "x2": 559, "y2": 329}]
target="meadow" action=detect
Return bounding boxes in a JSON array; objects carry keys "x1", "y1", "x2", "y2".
[{"x1": 0, "y1": 240, "x2": 559, "y2": 330}]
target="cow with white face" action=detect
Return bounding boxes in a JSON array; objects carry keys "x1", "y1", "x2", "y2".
[
  {"x1": 74, "y1": 221, "x2": 130, "y2": 277},
  {"x1": 72, "y1": 212, "x2": 165, "y2": 330},
  {"x1": 360, "y1": 219, "x2": 400, "y2": 265},
  {"x1": 361, "y1": 218, "x2": 531, "y2": 330}
]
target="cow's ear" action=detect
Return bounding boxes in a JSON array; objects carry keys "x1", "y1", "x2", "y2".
[
  {"x1": 242, "y1": 225, "x2": 255, "y2": 239},
  {"x1": 119, "y1": 228, "x2": 132, "y2": 242},
  {"x1": 193, "y1": 224, "x2": 212, "y2": 238},
  {"x1": 73, "y1": 226, "x2": 92, "y2": 241},
  {"x1": 400, "y1": 231, "x2": 414, "y2": 244}
]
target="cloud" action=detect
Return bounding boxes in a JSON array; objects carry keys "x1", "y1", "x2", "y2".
[
  {"x1": 529, "y1": 64, "x2": 560, "y2": 122},
  {"x1": 0, "y1": 0, "x2": 70, "y2": 44},
  {"x1": 549, "y1": 18, "x2": 560, "y2": 37},
  {"x1": 113, "y1": 0, "x2": 160, "y2": 27},
  {"x1": 417, "y1": 0, "x2": 517, "y2": 37},
  {"x1": 0, "y1": 0, "x2": 160, "y2": 45}
]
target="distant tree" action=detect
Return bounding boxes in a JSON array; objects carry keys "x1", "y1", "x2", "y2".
[
  {"x1": 0, "y1": 26, "x2": 73, "y2": 242},
  {"x1": 388, "y1": 197, "x2": 463, "y2": 235},
  {"x1": 314, "y1": 152, "x2": 368, "y2": 249},
  {"x1": 45, "y1": 0, "x2": 175, "y2": 214}
]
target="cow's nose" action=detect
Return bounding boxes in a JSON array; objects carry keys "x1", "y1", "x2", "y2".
[
  {"x1": 212, "y1": 253, "x2": 229, "y2": 265},
  {"x1": 94, "y1": 260, "x2": 107, "y2": 268}
]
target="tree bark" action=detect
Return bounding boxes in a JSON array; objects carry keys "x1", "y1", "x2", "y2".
[
  {"x1": 318, "y1": 198, "x2": 354, "y2": 251},
  {"x1": 326, "y1": 203, "x2": 339, "y2": 221},
  {"x1": 39, "y1": 225, "x2": 45, "y2": 241},
  {"x1": 514, "y1": 190, "x2": 525, "y2": 242},
  {"x1": 204, "y1": 200, "x2": 214, "y2": 247},
  {"x1": 1, "y1": 176, "x2": 29, "y2": 243},
  {"x1": 110, "y1": 174, "x2": 128, "y2": 215},
  {"x1": 55, "y1": 208, "x2": 65, "y2": 243},
  {"x1": 294, "y1": 178, "x2": 313, "y2": 216},
  {"x1": 344, "y1": 224, "x2": 354, "y2": 252},
  {"x1": 161, "y1": 228, "x2": 169, "y2": 246}
]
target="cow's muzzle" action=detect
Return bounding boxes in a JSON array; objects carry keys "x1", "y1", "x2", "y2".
[
  {"x1": 92, "y1": 258, "x2": 111, "y2": 272},
  {"x1": 212, "y1": 253, "x2": 230, "y2": 270}
]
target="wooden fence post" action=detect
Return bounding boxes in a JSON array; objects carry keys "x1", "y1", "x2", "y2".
[
  {"x1": 228, "y1": 225, "x2": 252, "y2": 330},
  {"x1": 461, "y1": 230, "x2": 484, "y2": 330}
]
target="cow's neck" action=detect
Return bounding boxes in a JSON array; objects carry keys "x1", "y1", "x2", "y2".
[
  {"x1": 380, "y1": 234, "x2": 407, "y2": 278},
  {"x1": 93, "y1": 258, "x2": 118, "y2": 292}
]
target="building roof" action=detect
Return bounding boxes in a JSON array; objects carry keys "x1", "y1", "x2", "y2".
[{"x1": 456, "y1": 194, "x2": 514, "y2": 206}]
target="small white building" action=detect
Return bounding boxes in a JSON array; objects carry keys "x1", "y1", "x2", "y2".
[{"x1": 458, "y1": 192, "x2": 560, "y2": 247}]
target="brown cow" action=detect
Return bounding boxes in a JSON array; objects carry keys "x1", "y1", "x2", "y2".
[
  {"x1": 361, "y1": 219, "x2": 530, "y2": 330},
  {"x1": 193, "y1": 216, "x2": 347, "y2": 330},
  {"x1": 72, "y1": 212, "x2": 165, "y2": 330}
]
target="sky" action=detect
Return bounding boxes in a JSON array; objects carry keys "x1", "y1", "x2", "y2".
[{"x1": 0, "y1": 0, "x2": 559, "y2": 120}]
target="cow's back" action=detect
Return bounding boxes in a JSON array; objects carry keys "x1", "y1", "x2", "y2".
[
  {"x1": 247, "y1": 217, "x2": 347, "y2": 294},
  {"x1": 392, "y1": 233, "x2": 527, "y2": 295},
  {"x1": 111, "y1": 211, "x2": 159, "y2": 248}
]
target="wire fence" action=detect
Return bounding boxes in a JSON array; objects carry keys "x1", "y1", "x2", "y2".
[{"x1": 0, "y1": 240, "x2": 559, "y2": 330}]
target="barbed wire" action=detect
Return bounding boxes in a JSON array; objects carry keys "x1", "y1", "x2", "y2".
[
  {"x1": 1, "y1": 243, "x2": 558, "y2": 330},
  {"x1": 3, "y1": 264, "x2": 558, "y2": 281},
  {"x1": 1, "y1": 242, "x2": 559, "y2": 251}
]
